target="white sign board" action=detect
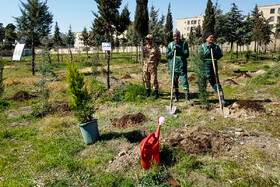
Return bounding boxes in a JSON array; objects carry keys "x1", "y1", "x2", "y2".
[
  {"x1": 12, "y1": 44, "x2": 25, "y2": 61},
  {"x1": 102, "y1": 42, "x2": 111, "y2": 51}
]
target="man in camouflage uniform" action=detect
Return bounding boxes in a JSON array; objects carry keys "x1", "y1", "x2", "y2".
[
  {"x1": 143, "y1": 34, "x2": 161, "y2": 99},
  {"x1": 166, "y1": 30, "x2": 192, "y2": 105},
  {"x1": 198, "y1": 32, "x2": 227, "y2": 106}
]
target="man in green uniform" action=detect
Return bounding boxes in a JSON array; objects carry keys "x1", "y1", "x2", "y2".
[
  {"x1": 143, "y1": 34, "x2": 161, "y2": 99},
  {"x1": 166, "y1": 30, "x2": 192, "y2": 105},
  {"x1": 198, "y1": 32, "x2": 227, "y2": 106}
]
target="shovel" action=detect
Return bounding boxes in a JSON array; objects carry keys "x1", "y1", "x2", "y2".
[
  {"x1": 166, "y1": 48, "x2": 177, "y2": 114},
  {"x1": 210, "y1": 48, "x2": 229, "y2": 117}
]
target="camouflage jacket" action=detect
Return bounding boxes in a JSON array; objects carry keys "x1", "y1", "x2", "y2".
[{"x1": 143, "y1": 44, "x2": 161, "y2": 72}]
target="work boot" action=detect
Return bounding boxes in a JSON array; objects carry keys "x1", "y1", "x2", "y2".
[
  {"x1": 219, "y1": 91, "x2": 228, "y2": 106},
  {"x1": 154, "y1": 90, "x2": 159, "y2": 100},
  {"x1": 174, "y1": 89, "x2": 179, "y2": 102},
  {"x1": 146, "y1": 89, "x2": 151, "y2": 97},
  {"x1": 184, "y1": 89, "x2": 193, "y2": 105}
]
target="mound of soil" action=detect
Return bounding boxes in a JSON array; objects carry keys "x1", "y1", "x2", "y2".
[
  {"x1": 112, "y1": 113, "x2": 146, "y2": 128},
  {"x1": 49, "y1": 102, "x2": 71, "y2": 116},
  {"x1": 121, "y1": 74, "x2": 132, "y2": 79},
  {"x1": 8, "y1": 91, "x2": 36, "y2": 102},
  {"x1": 236, "y1": 73, "x2": 251, "y2": 79},
  {"x1": 229, "y1": 100, "x2": 266, "y2": 119},
  {"x1": 223, "y1": 79, "x2": 238, "y2": 86},
  {"x1": 187, "y1": 75, "x2": 197, "y2": 83},
  {"x1": 111, "y1": 76, "x2": 119, "y2": 81},
  {"x1": 162, "y1": 126, "x2": 233, "y2": 155}
]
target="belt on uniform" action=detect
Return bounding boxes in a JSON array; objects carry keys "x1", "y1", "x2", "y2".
[{"x1": 204, "y1": 58, "x2": 216, "y2": 60}]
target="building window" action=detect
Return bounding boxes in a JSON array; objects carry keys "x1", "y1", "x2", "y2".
[
  {"x1": 187, "y1": 33, "x2": 189, "y2": 37},
  {"x1": 278, "y1": 8, "x2": 280, "y2": 13},
  {"x1": 270, "y1": 16, "x2": 274, "y2": 22},
  {"x1": 194, "y1": 20, "x2": 197, "y2": 24},
  {"x1": 269, "y1": 24, "x2": 274, "y2": 29},
  {"x1": 198, "y1": 20, "x2": 201, "y2": 24},
  {"x1": 191, "y1": 20, "x2": 194, "y2": 24},
  {"x1": 187, "y1": 21, "x2": 190, "y2": 25},
  {"x1": 270, "y1": 9, "x2": 275, "y2": 14},
  {"x1": 187, "y1": 27, "x2": 190, "y2": 31}
]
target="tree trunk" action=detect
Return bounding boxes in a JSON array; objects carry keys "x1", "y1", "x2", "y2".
[
  {"x1": 136, "y1": 45, "x2": 138, "y2": 63},
  {"x1": 107, "y1": 51, "x2": 110, "y2": 90},
  {"x1": 57, "y1": 47, "x2": 60, "y2": 64},
  {"x1": 236, "y1": 43, "x2": 238, "y2": 61},
  {"x1": 32, "y1": 38, "x2": 35, "y2": 76},
  {"x1": 141, "y1": 39, "x2": 144, "y2": 86}
]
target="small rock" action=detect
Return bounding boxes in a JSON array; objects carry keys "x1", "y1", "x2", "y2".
[
  {"x1": 278, "y1": 144, "x2": 280, "y2": 150},
  {"x1": 173, "y1": 115, "x2": 178, "y2": 118},
  {"x1": 240, "y1": 142, "x2": 244, "y2": 145},
  {"x1": 235, "y1": 128, "x2": 244, "y2": 132},
  {"x1": 118, "y1": 151, "x2": 126, "y2": 157},
  {"x1": 109, "y1": 160, "x2": 113, "y2": 164},
  {"x1": 11, "y1": 148, "x2": 17, "y2": 152},
  {"x1": 211, "y1": 117, "x2": 215, "y2": 121},
  {"x1": 261, "y1": 145, "x2": 266, "y2": 148}
]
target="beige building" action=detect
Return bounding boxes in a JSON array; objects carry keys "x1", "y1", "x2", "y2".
[
  {"x1": 258, "y1": 4, "x2": 280, "y2": 33},
  {"x1": 176, "y1": 15, "x2": 204, "y2": 39}
]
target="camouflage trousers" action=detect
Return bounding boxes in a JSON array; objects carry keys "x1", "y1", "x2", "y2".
[{"x1": 143, "y1": 66, "x2": 159, "y2": 90}]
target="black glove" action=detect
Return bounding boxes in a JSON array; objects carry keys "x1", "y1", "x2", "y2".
[{"x1": 208, "y1": 44, "x2": 214, "y2": 49}]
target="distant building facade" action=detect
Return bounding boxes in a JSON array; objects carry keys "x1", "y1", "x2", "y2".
[
  {"x1": 176, "y1": 15, "x2": 204, "y2": 39},
  {"x1": 258, "y1": 4, "x2": 280, "y2": 33}
]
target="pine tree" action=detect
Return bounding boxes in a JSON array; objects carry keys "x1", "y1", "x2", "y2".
[
  {"x1": 274, "y1": 16, "x2": 280, "y2": 50},
  {"x1": 202, "y1": 0, "x2": 215, "y2": 37},
  {"x1": 149, "y1": 5, "x2": 165, "y2": 46},
  {"x1": 16, "y1": 0, "x2": 53, "y2": 76},
  {"x1": 188, "y1": 28, "x2": 195, "y2": 50},
  {"x1": 250, "y1": 5, "x2": 261, "y2": 52},
  {"x1": 65, "y1": 25, "x2": 75, "y2": 62},
  {"x1": 80, "y1": 27, "x2": 91, "y2": 59},
  {"x1": 3, "y1": 23, "x2": 17, "y2": 51},
  {"x1": 53, "y1": 22, "x2": 63, "y2": 64},
  {"x1": 134, "y1": 0, "x2": 149, "y2": 39},
  {"x1": 93, "y1": 0, "x2": 130, "y2": 90},
  {"x1": 164, "y1": 3, "x2": 173, "y2": 46},
  {"x1": 0, "y1": 23, "x2": 5, "y2": 47}
]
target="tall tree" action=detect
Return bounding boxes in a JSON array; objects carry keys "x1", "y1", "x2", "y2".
[
  {"x1": 188, "y1": 28, "x2": 195, "y2": 50},
  {"x1": 3, "y1": 23, "x2": 17, "y2": 51},
  {"x1": 149, "y1": 5, "x2": 165, "y2": 46},
  {"x1": 16, "y1": 0, "x2": 53, "y2": 76},
  {"x1": 80, "y1": 27, "x2": 91, "y2": 58},
  {"x1": 224, "y1": 3, "x2": 244, "y2": 58},
  {"x1": 126, "y1": 24, "x2": 140, "y2": 61},
  {"x1": 53, "y1": 22, "x2": 63, "y2": 63},
  {"x1": 202, "y1": 0, "x2": 215, "y2": 37},
  {"x1": 134, "y1": 0, "x2": 149, "y2": 64},
  {"x1": 65, "y1": 25, "x2": 75, "y2": 62},
  {"x1": 92, "y1": 0, "x2": 130, "y2": 89},
  {"x1": 194, "y1": 25, "x2": 203, "y2": 46},
  {"x1": 164, "y1": 3, "x2": 173, "y2": 46},
  {"x1": 0, "y1": 23, "x2": 5, "y2": 47},
  {"x1": 274, "y1": 15, "x2": 280, "y2": 50},
  {"x1": 250, "y1": 5, "x2": 261, "y2": 52}
]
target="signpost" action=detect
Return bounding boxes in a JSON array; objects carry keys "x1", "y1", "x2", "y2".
[{"x1": 102, "y1": 43, "x2": 111, "y2": 89}]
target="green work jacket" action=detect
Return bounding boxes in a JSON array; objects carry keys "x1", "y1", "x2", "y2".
[
  {"x1": 166, "y1": 40, "x2": 189, "y2": 73},
  {"x1": 198, "y1": 42, "x2": 223, "y2": 76}
]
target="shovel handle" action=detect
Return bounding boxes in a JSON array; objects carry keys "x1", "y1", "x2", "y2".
[
  {"x1": 170, "y1": 49, "x2": 176, "y2": 107},
  {"x1": 210, "y1": 48, "x2": 223, "y2": 110}
]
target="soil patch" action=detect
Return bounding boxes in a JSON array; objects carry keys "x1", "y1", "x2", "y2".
[
  {"x1": 162, "y1": 126, "x2": 233, "y2": 155},
  {"x1": 49, "y1": 102, "x2": 72, "y2": 116},
  {"x1": 112, "y1": 113, "x2": 146, "y2": 129},
  {"x1": 8, "y1": 91, "x2": 37, "y2": 102},
  {"x1": 121, "y1": 74, "x2": 132, "y2": 79},
  {"x1": 228, "y1": 100, "x2": 266, "y2": 119},
  {"x1": 111, "y1": 76, "x2": 119, "y2": 81},
  {"x1": 187, "y1": 75, "x2": 197, "y2": 83},
  {"x1": 236, "y1": 73, "x2": 251, "y2": 79},
  {"x1": 223, "y1": 79, "x2": 238, "y2": 86}
]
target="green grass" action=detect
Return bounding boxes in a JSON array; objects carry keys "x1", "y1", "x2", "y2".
[{"x1": 0, "y1": 51, "x2": 280, "y2": 186}]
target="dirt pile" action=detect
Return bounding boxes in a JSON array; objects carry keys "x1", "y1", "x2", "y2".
[
  {"x1": 112, "y1": 113, "x2": 146, "y2": 128},
  {"x1": 121, "y1": 74, "x2": 132, "y2": 79},
  {"x1": 236, "y1": 73, "x2": 251, "y2": 79},
  {"x1": 223, "y1": 79, "x2": 238, "y2": 86},
  {"x1": 229, "y1": 100, "x2": 266, "y2": 119},
  {"x1": 49, "y1": 102, "x2": 71, "y2": 116},
  {"x1": 8, "y1": 91, "x2": 36, "y2": 102},
  {"x1": 162, "y1": 126, "x2": 233, "y2": 155},
  {"x1": 187, "y1": 75, "x2": 197, "y2": 83}
]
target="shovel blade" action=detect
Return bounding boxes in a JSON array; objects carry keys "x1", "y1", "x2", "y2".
[
  {"x1": 165, "y1": 105, "x2": 177, "y2": 114},
  {"x1": 216, "y1": 107, "x2": 230, "y2": 118}
]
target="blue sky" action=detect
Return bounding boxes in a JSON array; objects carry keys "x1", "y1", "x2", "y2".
[{"x1": 1, "y1": 0, "x2": 279, "y2": 33}]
